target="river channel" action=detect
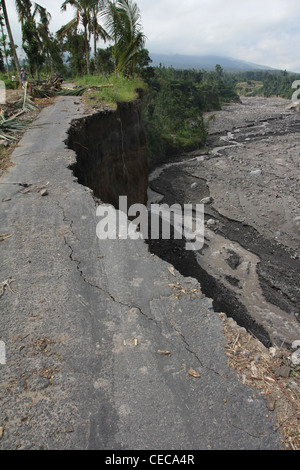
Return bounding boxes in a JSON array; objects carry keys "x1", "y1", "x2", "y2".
[{"x1": 147, "y1": 96, "x2": 300, "y2": 348}]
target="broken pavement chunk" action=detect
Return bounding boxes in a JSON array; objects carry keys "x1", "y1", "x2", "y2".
[
  {"x1": 168, "y1": 266, "x2": 176, "y2": 276},
  {"x1": 200, "y1": 196, "x2": 212, "y2": 204}
]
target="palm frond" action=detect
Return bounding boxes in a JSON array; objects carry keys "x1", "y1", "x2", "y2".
[
  {"x1": 32, "y1": 88, "x2": 55, "y2": 99},
  {"x1": 0, "y1": 83, "x2": 38, "y2": 141},
  {"x1": 95, "y1": 23, "x2": 110, "y2": 42},
  {"x1": 56, "y1": 16, "x2": 78, "y2": 39},
  {"x1": 101, "y1": 0, "x2": 145, "y2": 75},
  {"x1": 56, "y1": 87, "x2": 89, "y2": 96},
  {"x1": 0, "y1": 118, "x2": 31, "y2": 141},
  {"x1": 33, "y1": 3, "x2": 51, "y2": 24}
]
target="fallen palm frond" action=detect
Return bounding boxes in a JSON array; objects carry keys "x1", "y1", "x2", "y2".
[
  {"x1": 0, "y1": 83, "x2": 113, "y2": 142},
  {"x1": 56, "y1": 87, "x2": 89, "y2": 96},
  {"x1": 32, "y1": 88, "x2": 55, "y2": 99},
  {"x1": 18, "y1": 95, "x2": 39, "y2": 113},
  {"x1": 30, "y1": 86, "x2": 88, "y2": 99},
  {"x1": 0, "y1": 120, "x2": 31, "y2": 141},
  {"x1": 0, "y1": 117, "x2": 31, "y2": 141},
  {"x1": 0, "y1": 83, "x2": 38, "y2": 141}
]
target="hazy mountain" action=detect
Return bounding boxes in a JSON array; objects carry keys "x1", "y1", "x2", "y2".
[{"x1": 148, "y1": 53, "x2": 277, "y2": 72}]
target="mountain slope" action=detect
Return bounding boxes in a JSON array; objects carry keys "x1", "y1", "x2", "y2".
[{"x1": 149, "y1": 53, "x2": 277, "y2": 71}]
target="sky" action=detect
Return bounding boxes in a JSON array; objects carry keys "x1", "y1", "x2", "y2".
[{"x1": 5, "y1": 0, "x2": 300, "y2": 72}]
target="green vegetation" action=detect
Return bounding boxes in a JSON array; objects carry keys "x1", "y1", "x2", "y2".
[
  {"x1": 0, "y1": 72, "x2": 18, "y2": 89},
  {"x1": 235, "y1": 80, "x2": 263, "y2": 96},
  {"x1": 75, "y1": 73, "x2": 145, "y2": 108},
  {"x1": 142, "y1": 65, "x2": 238, "y2": 162},
  {"x1": 100, "y1": 0, "x2": 145, "y2": 77},
  {"x1": 0, "y1": 0, "x2": 147, "y2": 80},
  {"x1": 233, "y1": 70, "x2": 300, "y2": 98}
]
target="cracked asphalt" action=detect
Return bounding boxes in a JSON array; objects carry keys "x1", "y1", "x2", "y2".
[{"x1": 0, "y1": 97, "x2": 283, "y2": 449}]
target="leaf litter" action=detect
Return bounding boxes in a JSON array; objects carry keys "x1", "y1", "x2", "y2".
[{"x1": 220, "y1": 312, "x2": 300, "y2": 450}]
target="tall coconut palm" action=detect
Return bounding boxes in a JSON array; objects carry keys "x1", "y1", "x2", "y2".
[
  {"x1": 15, "y1": 0, "x2": 32, "y2": 24},
  {"x1": 17, "y1": 2, "x2": 51, "y2": 78},
  {"x1": 34, "y1": 4, "x2": 53, "y2": 72},
  {"x1": 89, "y1": 0, "x2": 109, "y2": 74},
  {"x1": 101, "y1": 0, "x2": 145, "y2": 77},
  {"x1": 0, "y1": 0, "x2": 21, "y2": 80},
  {"x1": 14, "y1": 1, "x2": 53, "y2": 78},
  {"x1": 59, "y1": 0, "x2": 93, "y2": 75},
  {"x1": 0, "y1": 12, "x2": 11, "y2": 77}
]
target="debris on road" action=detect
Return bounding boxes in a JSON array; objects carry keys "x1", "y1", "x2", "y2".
[
  {"x1": 0, "y1": 233, "x2": 12, "y2": 242},
  {"x1": 188, "y1": 368, "x2": 201, "y2": 378},
  {"x1": 157, "y1": 349, "x2": 171, "y2": 356},
  {"x1": 0, "y1": 277, "x2": 15, "y2": 297}
]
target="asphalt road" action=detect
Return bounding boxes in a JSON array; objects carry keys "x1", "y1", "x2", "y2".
[{"x1": 0, "y1": 97, "x2": 282, "y2": 450}]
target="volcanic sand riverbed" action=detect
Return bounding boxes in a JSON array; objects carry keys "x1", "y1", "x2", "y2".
[{"x1": 148, "y1": 96, "x2": 300, "y2": 348}]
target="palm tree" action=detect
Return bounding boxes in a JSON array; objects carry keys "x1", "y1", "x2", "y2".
[
  {"x1": 89, "y1": 0, "x2": 109, "y2": 74},
  {"x1": 0, "y1": 12, "x2": 11, "y2": 78},
  {"x1": 34, "y1": 4, "x2": 53, "y2": 73},
  {"x1": 59, "y1": 0, "x2": 93, "y2": 75},
  {"x1": 101, "y1": 0, "x2": 145, "y2": 77},
  {"x1": 16, "y1": 2, "x2": 51, "y2": 79},
  {"x1": 15, "y1": 0, "x2": 32, "y2": 24},
  {"x1": 0, "y1": 0, "x2": 21, "y2": 80},
  {"x1": 13, "y1": 1, "x2": 53, "y2": 78}
]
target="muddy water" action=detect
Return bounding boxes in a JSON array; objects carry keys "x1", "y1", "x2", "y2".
[{"x1": 148, "y1": 97, "x2": 300, "y2": 348}]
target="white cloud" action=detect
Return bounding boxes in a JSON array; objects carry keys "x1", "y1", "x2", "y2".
[
  {"x1": 5, "y1": 0, "x2": 300, "y2": 72},
  {"x1": 138, "y1": 0, "x2": 300, "y2": 71}
]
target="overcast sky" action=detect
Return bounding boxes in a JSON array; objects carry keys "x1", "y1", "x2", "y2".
[{"x1": 5, "y1": 0, "x2": 300, "y2": 72}]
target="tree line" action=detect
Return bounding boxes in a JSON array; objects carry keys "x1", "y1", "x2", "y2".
[
  {"x1": 227, "y1": 70, "x2": 300, "y2": 99},
  {"x1": 0, "y1": 0, "x2": 146, "y2": 81},
  {"x1": 141, "y1": 64, "x2": 239, "y2": 165}
]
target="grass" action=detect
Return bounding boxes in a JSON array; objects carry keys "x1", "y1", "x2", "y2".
[
  {"x1": 235, "y1": 80, "x2": 263, "y2": 96},
  {"x1": 0, "y1": 143, "x2": 16, "y2": 175},
  {"x1": 74, "y1": 74, "x2": 146, "y2": 109}
]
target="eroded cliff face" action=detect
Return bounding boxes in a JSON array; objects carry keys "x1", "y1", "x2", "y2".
[{"x1": 66, "y1": 97, "x2": 148, "y2": 209}]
